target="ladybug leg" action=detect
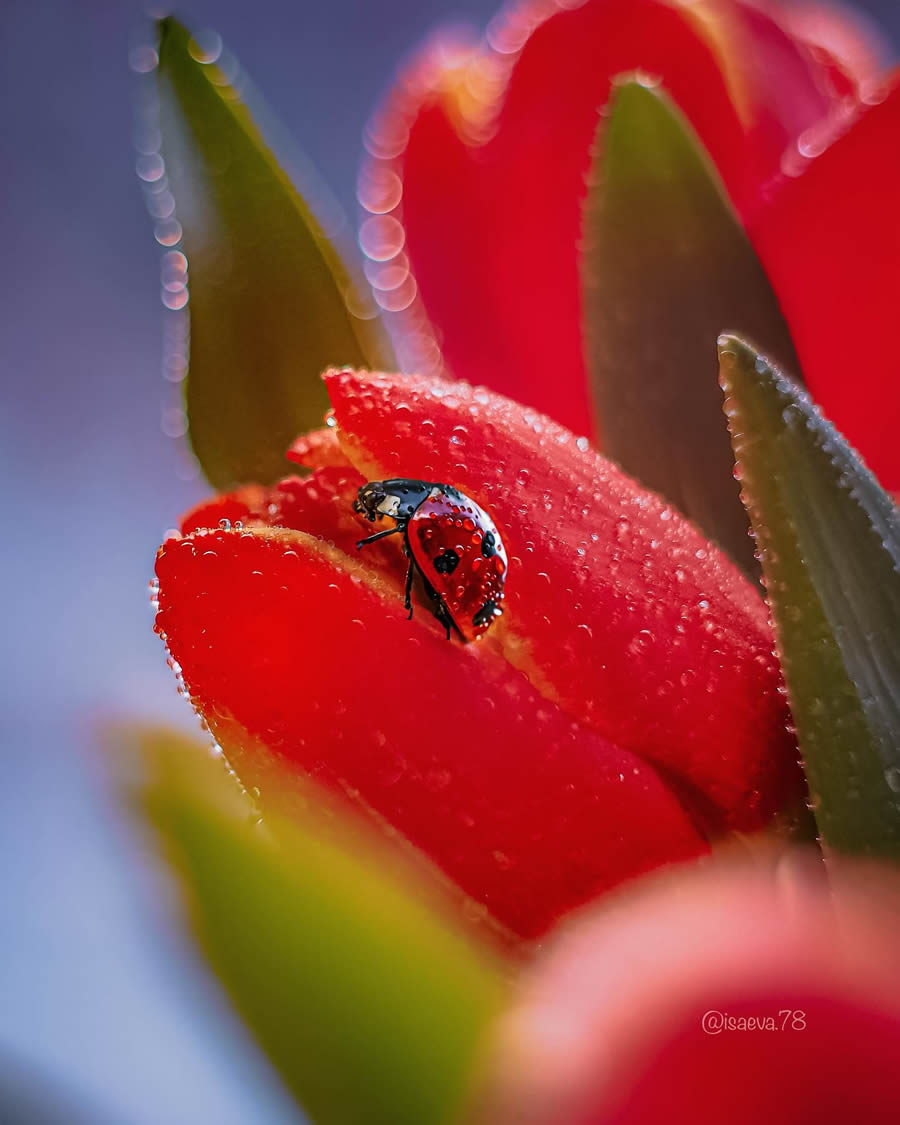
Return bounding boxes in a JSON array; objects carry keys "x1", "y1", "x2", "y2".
[
  {"x1": 356, "y1": 526, "x2": 400, "y2": 549},
  {"x1": 421, "y1": 575, "x2": 459, "y2": 641},
  {"x1": 430, "y1": 595, "x2": 454, "y2": 641},
  {"x1": 436, "y1": 601, "x2": 453, "y2": 642},
  {"x1": 404, "y1": 556, "x2": 415, "y2": 618}
]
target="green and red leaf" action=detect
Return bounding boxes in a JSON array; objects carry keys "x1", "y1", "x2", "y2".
[
  {"x1": 133, "y1": 729, "x2": 505, "y2": 1125},
  {"x1": 720, "y1": 336, "x2": 900, "y2": 857},
  {"x1": 156, "y1": 17, "x2": 393, "y2": 488},
  {"x1": 582, "y1": 79, "x2": 799, "y2": 578}
]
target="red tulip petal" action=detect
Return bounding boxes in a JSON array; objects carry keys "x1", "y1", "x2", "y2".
[
  {"x1": 326, "y1": 369, "x2": 800, "y2": 833},
  {"x1": 181, "y1": 469, "x2": 361, "y2": 539},
  {"x1": 179, "y1": 466, "x2": 410, "y2": 584},
  {"x1": 155, "y1": 525, "x2": 706, "y2": 939},
  {"x1": 482, "y1": 856, "x2": 900, "y2": 1124},
  {"x1": 179, "y1": 490, "x2": 265, "y2": 536},
  {"x1": 363, "y1": 0, "x2": 841, "y2": 436},
  {"x1": 285, "y1": 425, "x2": 353, "y2": 471},
  {"x1": 751, "y1": 78, "x2": 900, "y2": 488}
]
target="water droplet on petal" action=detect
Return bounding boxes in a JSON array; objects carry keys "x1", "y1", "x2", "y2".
[{"x1": 628, "y1": 629, "x2": 654, "y2": 656}]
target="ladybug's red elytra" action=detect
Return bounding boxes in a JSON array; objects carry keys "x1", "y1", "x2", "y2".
[{"x1": 354, "y1": 479, "x2": 507, "y2": 642}]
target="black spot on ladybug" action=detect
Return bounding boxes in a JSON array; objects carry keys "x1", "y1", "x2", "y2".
[
  {"x1": 473, "y1": 600, "x2": 502, "y2": 629},
  {"x1": 433, "y1": 548, "x2": 460, "y2": 575},
  {"x1": 481, "y1": 530, "x2": 497, "y2": 558}
]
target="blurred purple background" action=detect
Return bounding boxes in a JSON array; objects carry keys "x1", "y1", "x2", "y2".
[{"x1": 1, "y1": 1, "x2": 897, "y2": 1121}]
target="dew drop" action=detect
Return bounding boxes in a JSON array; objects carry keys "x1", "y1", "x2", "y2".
[
  {"x1": 188, "y1": 30, "x2": 223, "y2": 64},
  {"x1": 462, "y1": 898, "x2": 488, "y2": 923},
  {"x1": 357, "y1": 164, "x2": 403, "y2": 214},
  {"x1": 154, "y1": 219, "x2": 183, "y2": 246},
  {"x1": 136, "y1": 152, "x2": 165, "y2": 182},
  {"x1": 359, "y1": 214, "x2": 405, "y2": 261},
  {"x1": 426, "y1": 768, "x2": 452, "y2": 792},
  {"x1": 628, "y1": 629, "x2": 654, "y2": 656},
  {"x1": 161, "y1": 407, "x2": 186, "y2": 438},
  {"x1": 129, "y1": 44, "x2": 159, "y2": 72}
]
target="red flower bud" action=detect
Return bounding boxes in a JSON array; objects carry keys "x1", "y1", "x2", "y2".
[
  {"x1": 363, "y1": 0, "x2": 897, "y2": 483},
  {"x1": 156, "y1": 375, "x2": 800, "y2": 938}
]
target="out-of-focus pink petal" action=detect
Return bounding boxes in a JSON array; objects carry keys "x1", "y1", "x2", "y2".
[{"x1": 481, "y1": 854, "x2": 900, "y2": 1124}]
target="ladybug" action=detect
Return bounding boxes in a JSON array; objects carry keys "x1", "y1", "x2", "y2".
[{"x1": 354, "y1": 478, "x2": 508, "y2": 641}]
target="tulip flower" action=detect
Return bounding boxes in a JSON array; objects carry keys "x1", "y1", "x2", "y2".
[
  {"x1": 140, "y1": 10, "x2": 900, "y2": 1125},
  {"x1": 363, "y1": 0, "x2": 899, "y2": 487},
  {"x1": 154, "y1": 371, "x2": 800, "y2": 941},
  {"x1": 479, "y1": 852, "x2": 900, "y2": 1124}
]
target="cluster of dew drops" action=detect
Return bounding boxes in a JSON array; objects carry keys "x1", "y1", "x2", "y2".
[
  {"x1": 419, "y1": 499, "x2": 507, "y2": 619},
  {"x1": 148, "y1": 521, "x2": 266, "y2": 823},
  {"x1": 130, "y1": 30, "x2": 230, "y2": 463}
]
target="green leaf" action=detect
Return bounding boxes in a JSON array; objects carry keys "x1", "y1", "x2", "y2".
[
  {"x1": 718, "y1": 335, "x2": 900, "y2": 858},
  {"x1": 581, "y1": 78, "x2": 801, "y2": 581},
  {"x1": 133, "y1": 730, "x2": 506, "y2": 1125},
  {"x1": 155, "y1": 18, "x2": 395, "y2": 489}
]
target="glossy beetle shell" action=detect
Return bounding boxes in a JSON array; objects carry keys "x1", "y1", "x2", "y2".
[{"x1": 407, "y1": 487, "x2": 507, "y2": 641}]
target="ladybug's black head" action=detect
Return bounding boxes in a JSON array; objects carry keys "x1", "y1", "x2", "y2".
[
  {"x1": 354, "y1": 482, "x2": 388, "y2": 522},
  {"x1": 354, "y1": 479, "x2": 435, "y2": 524}
]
